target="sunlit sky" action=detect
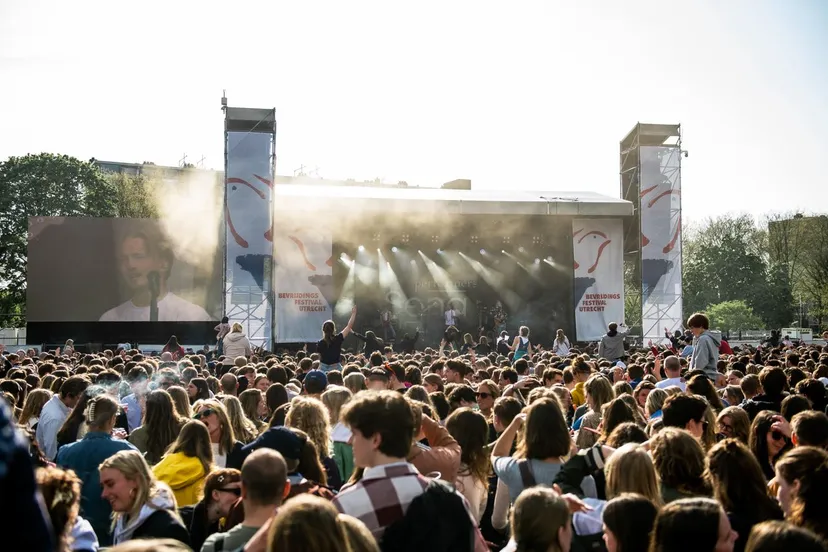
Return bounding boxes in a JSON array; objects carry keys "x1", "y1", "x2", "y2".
[{"x1": 2, "y1": 1, "x2": 826, "y2": 221}]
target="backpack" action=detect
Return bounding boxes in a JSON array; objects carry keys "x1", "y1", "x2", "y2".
[
  {"x1": 381, "y1": 479, "x2": 476, "y2": 552},
  {"x1": 516, "y1": 460, "x2": 607, "y2": 552}
]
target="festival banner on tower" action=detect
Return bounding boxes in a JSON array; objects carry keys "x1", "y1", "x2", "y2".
[
  {"x1": 639, "y1": 146, "x2": 683, "y2": 340},
  {"x1": 272, "y1": 219, "x2": 333, "y2": 343},
  {"x1": 572, "y1": 219, "x2": 625, "y2": 341}
]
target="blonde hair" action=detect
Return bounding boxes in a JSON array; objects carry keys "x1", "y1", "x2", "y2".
[
  {"x1": 337, "y1": 514, "x2": 380, "y2": 552},
  {"x1": 231, "y1": 322, "x2": 244, "y2": 333},
  {"x1": 343, "y1": 372, "x2": 366, "y2": 395},
  {"x1": 99, "y1": 450, "x2": 179, "y2": 529},
  {"x1": 286, "y1": 397, "x2": 331, "y2": 459},
  {"x1": 197, "y1": 400, "x2": 236, "y2": 455},
  {"x1": 20, "y1": 388, "x2": 52, "y2": 424},
  {"x1": 86, "y1": 394, "x2": 120, "y2": 430},
  {"x1": 221, "y1": 395, "x2": 258, "y2": 444},
  {"x1": 321, "y1": 386, "x2": 353, "y2": 425},
  {"x1": 267, "y1": 494, "x2": 348, "y2": 552},
  {"x1": 605, "y1": 444, "x2": 663, "y2": 505}
]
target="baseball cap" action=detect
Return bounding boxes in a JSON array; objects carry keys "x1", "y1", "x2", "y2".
[
  {"x1": 242, "y1": 426, "x2": 302, "y2": 461},
  {"x1": 303, "y1": 370, "x2": 328, "y2": 392}
]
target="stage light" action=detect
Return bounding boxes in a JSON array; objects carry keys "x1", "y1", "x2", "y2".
[
  {"x1": 437, "y1": 248, "x2": 444, "y2": 254},
  {"x1": 546, "y1": 256, "x2": 553, "y2": 261},
  {"x1": 480, "y1": 248, "x2": 486, "y2": 255},
  {"x1": 501, "y1": 249, "x2": 506, "y2": 254},
  {"x1": 391, "y1": 246, "x2": 399, "y2": 253},
  {"x1": 358, "y1": 245, "x2": 365, "y2": 252},
  {"x1": 519, "y1": 246, "x2": 526, "y2": 253},
  {"x1": 534, "y1": 258, "x2": 540, "y2": 264}
]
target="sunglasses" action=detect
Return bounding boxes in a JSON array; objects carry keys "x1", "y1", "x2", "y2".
[
  {"x1": 476, "y1": 392, "x2": 492, "y2": 399},
  {"x1": 216, "y1": 487, "x2": 241, "y2": 496},
  {"x1": 194, "y1": 408, "x2": 216, "y2": 420}
]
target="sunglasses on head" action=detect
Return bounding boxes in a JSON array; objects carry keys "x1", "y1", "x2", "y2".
[
  {"x1": 476, "y1": 392, "x2": 491, "y2": 399},
  {"x1": 194, "y1": 408, "x2": 216, "y2": 420}
]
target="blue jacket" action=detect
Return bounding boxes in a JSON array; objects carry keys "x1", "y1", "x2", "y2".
[{"x1": 57, "y1": 432, "x2": 137, "y2": 546}]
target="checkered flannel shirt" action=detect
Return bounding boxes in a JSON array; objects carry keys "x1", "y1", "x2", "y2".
[{"x1": 332, "y1": 461, "x2": 488, "y2": 552}]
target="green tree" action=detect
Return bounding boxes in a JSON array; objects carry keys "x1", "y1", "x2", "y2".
[
  {"x1": 108, "y1": 172, "x2": 160, "y2": 218},
  {"x1": 0, "y1": 154, "x2": 117, "y2": 326},
  {"x1": 683, "y1": 214, "x2": 792, "y2": 327},
  {"x1": 707, "y1": 300, "x2": 764, "y2": 336}
]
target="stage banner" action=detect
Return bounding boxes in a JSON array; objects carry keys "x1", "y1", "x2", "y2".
[
  {"x1": 273, "y1": 221, "x2": 333, "y2": 343},
  {"x1": 572, "y1": 218, "x2": 625, "y2": 341},
  {"x1": 639, "y1": 146, "x2": 683, "y2": 340},
  {"x1": 225, "y1": 131, "x2": 273, "y2": 347}
]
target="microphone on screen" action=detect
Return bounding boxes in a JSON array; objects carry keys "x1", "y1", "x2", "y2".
[{"x1": 148, "y1": 271, "x2": 160, "y2": 322}]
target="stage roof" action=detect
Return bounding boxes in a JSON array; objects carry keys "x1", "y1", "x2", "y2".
[{"x1": 271, "y1": 185, "x2": 633, "y2": 217}]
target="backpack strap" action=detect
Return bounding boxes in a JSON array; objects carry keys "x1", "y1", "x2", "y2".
[{"x1": 517, "y1": 459, "x2": 536, "y2": 488}]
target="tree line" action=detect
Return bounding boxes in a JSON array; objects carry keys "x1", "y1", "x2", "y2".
[{"x1": 683, "y1": 213, "x2": 828, "y2": 335}]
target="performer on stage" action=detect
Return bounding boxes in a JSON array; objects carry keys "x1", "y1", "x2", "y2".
[
  {"x1": 380, "y1": 305, "x2": 396, "y2": 343},
  {"x1": 444, "y1": 304, "x2": 458, "y2": 329}
]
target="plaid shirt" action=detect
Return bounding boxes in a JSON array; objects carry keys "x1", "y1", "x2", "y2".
[
  {"x1": 332, "y1": 461, "x2": 488, "y2": 552},
  {"x1": 332, "y1": 461, "x2": 428, "y2": 539}
]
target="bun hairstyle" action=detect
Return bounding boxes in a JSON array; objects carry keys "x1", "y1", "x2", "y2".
[{"x1": 85, "y1": 394, "x2": 120, "y2": 429}]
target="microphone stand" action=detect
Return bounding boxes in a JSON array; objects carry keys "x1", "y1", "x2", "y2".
[{"x1": 148, "y1": 272, "x2": 160, "y2": 322}]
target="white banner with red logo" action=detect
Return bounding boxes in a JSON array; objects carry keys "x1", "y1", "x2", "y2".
[
  {"x1": 273, "y1": 219, "x2": 333, "y2": 343},
  {"x1": 572, "y1": 219, "x2": 625, "y2": 341}
]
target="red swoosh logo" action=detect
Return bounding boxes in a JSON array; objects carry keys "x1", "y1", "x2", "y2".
[
  {"x1": 588, "y1": 240, "x2": 611, "y2": 273},
  {"x1": 227, "y1": 177, "x2": 266, "y2": 199},
  {"x1": 640, "y1": 184, "x2": 659, "y2": 198},
  {"x1": 225, "y1": 203, "x2": 248, "y2": 248},
  {"x1": 288, "y1": 236, "x2": 317, "y2": 271},
  {"x1": 647, "y1": 189, "x2": 680, "y2": 209},
  {"x1": 578, "y1": 230, "x2": 608, "y2": 244}
]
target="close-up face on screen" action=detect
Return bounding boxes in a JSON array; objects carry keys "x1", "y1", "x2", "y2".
[{"x1": 26, "y1": 218, "x2": 222, "y2": 323}]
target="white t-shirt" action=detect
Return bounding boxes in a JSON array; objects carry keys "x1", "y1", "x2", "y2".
[
  {"x1": 99, "y1": 292, "x2": 211, "y2": 322},
  {"x1": 445, "y1": 309, "x2": 457, "y2": 326},
  {"x1": 211, "y1": 442, "x2": 227, "y2": 468},
  {"x1": 656, "y1": 377, "x2": 686, "y2": 392}
]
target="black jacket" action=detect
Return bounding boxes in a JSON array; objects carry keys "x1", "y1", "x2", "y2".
[
  {"x1": 226, "y1": 441, "x2": 246, "y2": 470},
  {"x1": 130, "y1": 509, "x2": 190, "y2": 545},
  {"x1": 398, "y1": 331, "x2": 420, "y2": 354},
  {"x1": 180, "y1": 501, "x2": 219, "y2": 552}
]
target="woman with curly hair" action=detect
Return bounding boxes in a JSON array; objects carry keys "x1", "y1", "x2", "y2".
[
  {"x1": 775, "y1": 446, "x2": 828, "y2": 541},
  {"x1": 37, "y1": 466, "x2": 99, "y2": 552},
  {"x1": 650, "y1": 427, "x2": 711, "y2": 504},
  {"x1": 129, "y1": 389, "x2": 186, "y2": 465},
  {"x1": 285, "y1": 396, "x2": 342, "y2": 489},
  {"x1": 446, "y1": 407, "x2": 491, "y2": 523}
]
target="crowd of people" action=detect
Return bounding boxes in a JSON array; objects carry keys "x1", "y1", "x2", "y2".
[{"x1": 1, "y1": 310, "x2": 828, "y2": 552}]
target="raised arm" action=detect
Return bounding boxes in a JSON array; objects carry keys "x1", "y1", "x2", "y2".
[{"x1": 342, "y1": 306, "x2": 357, "y2": 338}]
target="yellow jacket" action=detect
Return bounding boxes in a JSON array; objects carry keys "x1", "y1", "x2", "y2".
[
  {"x1": 571, "y1": 382, "x2": 586, "y2": 409},
  {"x1": 152, "y1": 452, "x2": 207, "y2": 507}
]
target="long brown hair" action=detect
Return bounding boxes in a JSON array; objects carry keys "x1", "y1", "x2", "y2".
[
  {"x1": 705, "y1": 438, "x2": 781, "y2": 521},
  {"x1": 775, "y1": 446, "x2": 828, "y2": 540},
  {"x1": 221, "y1": 395, "x2": 258, "y2": 444},
  {"x1": 446, "y1": 407, "x2": 491, "y2": 491},
  {"x1": 516, "y1": 398, "x2": 570, "y2": 460},
  {"x1": 687, "y1": 375, "x2": 724, "y2": 412},
  {"x1": 20, "y1": 389, "x2": 52, "y2": 424},
  {"x1": 717, "y1": 406, "x2": 750, "y2": 444},
  {"x1": 143, "y1": 389, "x2": 186, "y2": 463},
  {"x1": 167, "y1": 420, "x2": 214, "y2": 474},
  {"x1": 322, "y1": 321, "x2": 336, "y2": 345},
  {"x1": 286, "y1": 397, "x2": 332, "y2": 459}
]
